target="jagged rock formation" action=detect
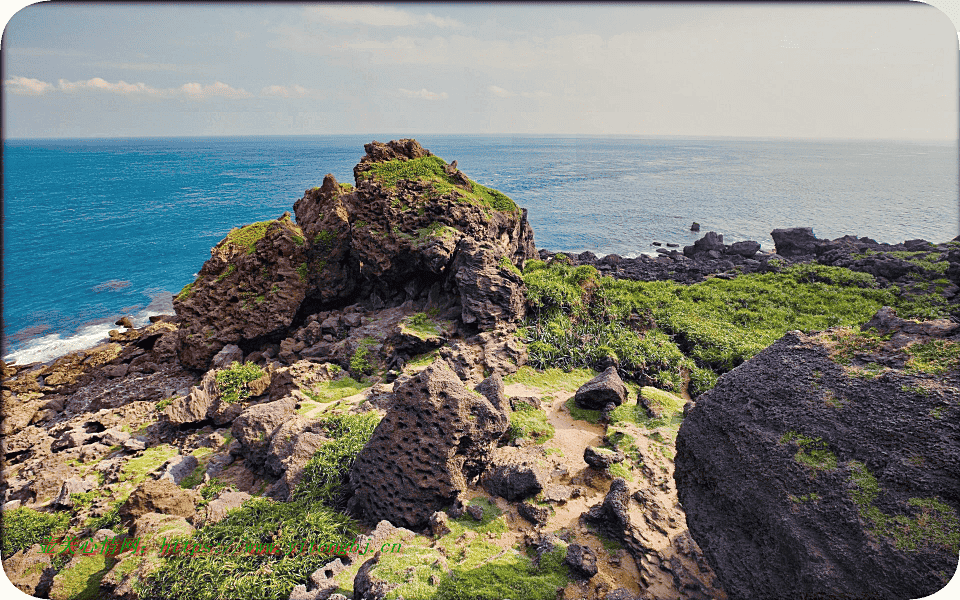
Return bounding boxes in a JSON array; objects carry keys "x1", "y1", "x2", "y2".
[
  {"x1": 172, "y1": 139, "x2": 536, "y2": 371},
  {"x1": 346, "y1": 360, "x2": 509, "y2": 529},
  {"x1": 675, "y1": 308, "x2": 960, "y2": 600}
]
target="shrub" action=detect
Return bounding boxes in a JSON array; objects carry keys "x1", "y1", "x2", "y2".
[
  {"x1": 216, "y1": 362, "x2": 266, "y2": 404},
  {"x1": 226, "y1": 220, "x2": 272, "y2": 254}
]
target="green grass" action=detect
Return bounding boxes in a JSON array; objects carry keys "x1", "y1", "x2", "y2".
[
  {"x1": 296, "y1": 262, "x2": 309, "y2": 282},
  {"x1": 175, "y1": 281, "x2": 195, "y2": 301},
  {"x1": 608, "y1": 463, "x2": 633, "y2": 481},
  {"x1": 848, "y1": 461, "x2": 959, "y2": 553},
  {"x1": 216, "y1": 361, "x2": 266, "y2": 404},
  {"x1": 155, "y1": 395, "x2": 175, "y2": 412},
  {"x1": 142, "y1": 413, "x2": 380, "y2": 600},
  {"x1": 779, "y1": 431, "x2": 837, "y2": 471},
  {"x1": 401, "y1": 313, "x2": 442, "y2": 339},
  {"x1": 564, "y1": 396, "x2": 601, "y2": 424},
  {"x1": 504, "y1": 366, "x2": 596, "y2": 393},
  {"x1": 406, "y1": 350, "x2": 439, "y2": 368},
  {"x1": 314, "y1": 230, "x2": 335, "y2": 249},
  {"x1": 506, "y1": 405, "x2": 555, "y2": 444},
  {"x1": 1, "y1": 506, "x2": 69, "y2": 558},
  {"x1": 216, "y1": 264, "x2": 236, "y2": 283},
  {"x1": 226, "y1": 220, "x2": 272, "y2": 255},
  {"x1": 497, "y1": 256, "x2": 522, "y2": 276},
  {"x1": 120, "y1": 444, "x2": 179, "y2": 486},
  {"x1": 905, "y1": 340, "x2": 960, "y2": 375},
  {"x1": 301, "y1": 378, "x2": 372, "y2": 404},
  {"x1": 359, "y1": 155, "x2": 519, "y2": 214},
  {"x1": 521, "y1": 260, "x2": 936, "y2": 396},
  {"x1": 51, "y1": 553, "x2": 115, "y2": 600}
]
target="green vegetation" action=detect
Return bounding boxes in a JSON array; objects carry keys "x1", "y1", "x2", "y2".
[
  {"x1": 349, "y1": 337, "x2": 378, "y2": 376},
  {"x1": 406, "y1": 351, "x2": 439, "y2": 368},
  {"x1": 314, "y1": 230, "x2": 335, "y2": 249},
  {"x1": 120, "y1": 445, "x2": 179, "y2": 486},
  {"x1": 401, "y1": 313, "x2": 442, "y2": 339},
  {"x1": 155, "y1": 396, "x2": 176, "y2": 413},
  {"x1": 292, "y1": 235, "x2": 305, "y2": 246},
  {"x1": 848, "y1": 461, "x2": 959, "y2": 553},
  {"x1": 143, "y1": 413, "x2": 379, "y2": 600},
  {"x1": 504, "y1": 367, "x2": 596, "y2": 393},
  {"x1": 297, "y1": 262, "x2": 309, "y2": 282},
  {"x1": 215, "y1": 361, "x2": 266, "y2": 404},
  {"x1": 779, "y1": 431, "x2": 837, "y2": 471},
  {"x1": 506, "y1": 404, "x2": 555, "y2": 444},
  {"x1": 608, "y1": 462, "x2": 633, "y2": 481},
  {"x1": 175, "y1": 281, "x2": 195, "y2": 301},
  {"x1": 826, "y1": 327, "x2": 891, "y2": 365},
  {"x1": 85, "y1": 501, "x2": 123, "y2": 533},
  {"x1": 359, "y1": 156, "x2": 519, "y2": 214},
  {"x1": 564, "y1": 397, "x2": 601, "y2": 424},
  {"x1": 790, "y1": 493, "x2": 821, "y2": 503},
  {"x1": 851, "y1": 249, "x2": 949, "y2": 275},
  {"x1": 522, "y1": 260, "x2": 936, "y2": 396},
  {"x1": 52, "y1": 553, "x2": 115, "y2": 600},
  {"x1": 226, "y1": 220, "x2": 272, "y2": 255},
  {"x1": 301, "y1": 378, "x2": 372, "y2": 404},
  {"x1": 216, "y1": 264, "x2": 236, "y2": 283},
  {"x1": 1, "y1": 507, "x2": 69, "y2": 558},
  {"x1": 497, "y1": 256, "x2": 522, "y2": 276},
  {"x1": 905, "y1": 340, "x2": 960, "y2": 375}
]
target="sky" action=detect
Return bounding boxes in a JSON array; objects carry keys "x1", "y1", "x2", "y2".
[{"x1": 1, "y1": 2, "x2": 958, "y2": 139}]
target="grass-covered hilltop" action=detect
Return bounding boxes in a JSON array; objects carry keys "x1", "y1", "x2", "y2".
[{"x1": 2, "y1": 139, "x2": 958, "y2": 600}]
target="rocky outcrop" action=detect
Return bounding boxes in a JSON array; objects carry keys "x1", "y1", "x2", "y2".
[
  {"x1": 346, "y1": 360, "x2": 509, "y2": 529},
  {"x1": 675, "y1": 310, "x2": 960, "y2": 600},
  {"x1": 119, "y1": 479, "x2": 200, "y2": 522},
  {"x1": 771, "y1": 227, "x2": 818, "y2": 257},
  {"x1": 175, "y1": 214, "x2": 313, "y2": 369},
  {"x1": 172, "y1": 139, "x2": 536, "y2": 370}
]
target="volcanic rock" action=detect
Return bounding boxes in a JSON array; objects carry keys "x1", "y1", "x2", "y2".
[
  {"x1": 574, "y1": 366, "x2": 628, "y2": 409},
  {"x1": 675, "y1": 315, "x2": 960, "y2": 600},
  {"x1": 346, "y1": 360, "x2": 508, "y2": 529},
  {"x1": 771, "y1": 226, "x2": 818, "y2": 257}
]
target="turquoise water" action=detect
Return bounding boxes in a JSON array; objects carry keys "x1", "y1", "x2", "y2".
[{"x1": 3, "y1": 135, "x2": 957, "y2": 363}]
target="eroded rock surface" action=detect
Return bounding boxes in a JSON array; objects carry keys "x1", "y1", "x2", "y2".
[
  {"x1": 346, "y1": 360, "x2": 508, "y2": 529},
  {"x1": 675, "y1": 310, "x2": 960, "y2": 600}
]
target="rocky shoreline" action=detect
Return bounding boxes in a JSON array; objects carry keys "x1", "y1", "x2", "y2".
[{"x1": 2, "y1": 139, "x2": 957, "y2": 600}]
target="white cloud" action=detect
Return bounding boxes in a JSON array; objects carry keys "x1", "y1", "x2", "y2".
[
  {"x1": 4, "y1": 75, "x2": 54, "y2": 95},
  {"x1": 521, "y1": 91, "x2": 552, "y2": 98},
  {"x1": 305, "y1": 5, "x2": 460, "y2": 28},
  {"x1": 261, "y1": 84, "x2": 315, "y2": 98},
  {"x1": 489, "y1": 85, "x2": 514, "y2": 98},
  {"x1": 8, "y1": 75, "x2": 252, "y2": 100},
  {"x1": 398, "y1": 88, "x2": 448, "y2": 100},
  {"x1": 180, "y1": 81, "x2": 252, "y2": 99}
]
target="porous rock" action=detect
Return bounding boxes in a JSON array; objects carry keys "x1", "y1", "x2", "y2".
[
  {"x1": 675, "y1": 321, "x2": 960, "y2": 600},
  {"x1": 120, "y1": 479, "x2": 200, "y2": 522},
  {"x1": 347, "y1": 360, "x2": 508, "y2": 529},
  {"x1": 574, "y1": 366, "x2": 628, "y2": 409}
]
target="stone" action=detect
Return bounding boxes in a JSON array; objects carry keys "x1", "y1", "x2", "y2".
[
  {"x1": 517, "y1": 502, "x2": 550, "y2": 527},
  {"x1": 353, "y1": 553, "x2": 396, "y2": 600},
  {"x1": 574, "y1": 366, "x2": 627, "y2": 409},
  {"x1": 564, "y1": 543, "x2": 598, "y2": 579},
  {"x1": 481, "y1": 448, "x2": 547, "y2": 501},
  {"x1": 675, "y1": 325, "x2": 960, "y2": 600},
  {"x1": 727, "y1": 240, "x2": 761, "y2": 258},
  {"x1": 211, "y1": 344, "x2": 244, "y2": 369},
  {"x1": 1, "y1": 544, "x2": 53, "y2": 597},
  {"x1": 52, "y1": 478, "x2": 93, "y2": 508},
  {"x1": 165, "y1": 369, "x2": 218, "y2": 425},
  {"x1": 192, "y1": 490, "x2": 252, "y2": 527},
  {"x1": 466, "y1": 503, "x2": 484, "y2": 521},
  {"x1": 157, "y1": 454, "x2": 199, "y2": 486},
  {"x1": 771, "y1": 227, "x2": 818, "y2": 257},
  {"x1": 429, "y1": 511, "x2": 451, "y2": 537},
  {"x1": 454, "y1": 238, "x2": 527, "y2": 330},
  {"x1": 120, "y1": 479, "x2": 199, "y2": 522},
  {"x1": 347, "y1": 361, "x2": 508, "y2": 529},
  {"x1": 690, "y1": 222, "x2": 701, "y2": 232},
  {"x1": 231, "y1": 394, "x2": 298, "y2": 467},
  {"x1": 583, "y1": 446, "x2": 626, "y2": 470}
]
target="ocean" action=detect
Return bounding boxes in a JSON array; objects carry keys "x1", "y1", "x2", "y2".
[{"x1": 3, "y1": 135, "x2": 957, "y2": 364}]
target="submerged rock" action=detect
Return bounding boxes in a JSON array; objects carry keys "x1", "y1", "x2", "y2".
[{"x1": 675, "y1": 311, "x2": 960, "y2": 600}]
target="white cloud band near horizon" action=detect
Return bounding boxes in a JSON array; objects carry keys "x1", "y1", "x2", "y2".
[
  {"x1": 2, "y1": 75, "x2": 314, "y2": 100},
  {"x1": 303, "y1": 5, "x2": 461, "y2": 28}
]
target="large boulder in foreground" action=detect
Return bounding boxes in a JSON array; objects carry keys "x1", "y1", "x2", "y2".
[
  {"x1": 346, "y1": 360, "x2": 509, "y2": 529},
  {"x1": 575, "y1": 366, "x2": 628, "y2": 409},
  {"x1": 675, "y1": 309, "x2": 960, "y2": 600},
  {"x1": 771, "y1": 226, "x2": 818, "y2": 257}
]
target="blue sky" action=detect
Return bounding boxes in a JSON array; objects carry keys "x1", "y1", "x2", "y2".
[{"x1": 2, "y1": 2, "x2": 958, "y2": 139}]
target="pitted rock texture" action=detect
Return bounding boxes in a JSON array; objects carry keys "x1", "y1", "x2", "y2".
[
  {"x1": 675, "y1": 315, "x2": 960, "y2": 600},
  {"x1": 174, "y1": 214, "x2": 312, "y2": 369},
  {"x1": 346, "y1": 360, "x2": 509, "y2": 529},
  {"x1": 174, "y1": 139, "x2": 536, "y2": 370}
]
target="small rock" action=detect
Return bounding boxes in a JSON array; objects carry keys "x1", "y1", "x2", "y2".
[
  {"x1": 157, "y1": 454, "x2": 200, "y2": 486},
  {"x1": 429, "y1": 511, "x2": 451, "y2": 537},
  {"x1": 466, "y1": 504, "x2": 484, "y2": 521},
  {"x1": 691, "y1": 222, "x2": 701, "y2": 232},
  {"x1": 565, "y1": 543, "x2": 598, "y2": 579},
  {"x1": 574, "y1": 366, "x2": 627, "y2": 409},
  {"x1": 517, "y1": 502, "x2": 550, "y2": 527},
  {"x1": 583, "y1": 446, "x2": 626, "y2": 470},
  {"x1": 53, "y1": 478, "x2": 94, "y2": 508},
  {"x1": 211, "y1": 344, "x2": 244, "y2": 369}
]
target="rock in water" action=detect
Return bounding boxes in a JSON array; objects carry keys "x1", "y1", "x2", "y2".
[
  {"x1": 675, "y1": 314, "x2": 960, "y2": 600},
  {"x1": 346, "y1": 360, "x2": 508, "y2": 529},
  {"x1": 574, "y1": 366, "x2": 628, "y2": 409}
]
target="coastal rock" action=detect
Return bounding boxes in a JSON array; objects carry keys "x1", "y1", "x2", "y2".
[
  {"x1": 211, "y1": 344, "x2": 244, "y2": 369},
  {"x1": 192, "y1": 490, "x2": 252, "y2": 527},
  {"x1": 481, "y1": 447, "x2": 547, "y2": 501},
  {"x1": 165, "y1": 369, "x2": 218, "y2": 425},
  {"x1": 574, "y1": 366, "x2": 628, "y2": 409},
  {"x1": 564, "y1": 543, "x2": 599, "y2": 579},
  {"x1": 453, "y1": 237, "x2": 527, "y2": 330},
  {"x1": 157, "y1": 454, "x2": 199, "y2": 486},
  {"x1": 771, "y1": 227, "x2": 818, "y2": 257},
  {"x1": 120, "y1": 479, "x2": 200, "y2": 522},
  {"x1": 675, "y1": 317, "x2": 960, "y2": 600},
  {"x1": 231, "y1": 394, "x2": 298, "y2": 467},
  {"x1": 727, "y1": 240, "x2": 761, "y2": 258},
  {"x1": 346, "y1": 360, "x2": 508, "y2": 529},
  {"x1": 583, "y1": 446, "x2": 626, "y2": 470}
]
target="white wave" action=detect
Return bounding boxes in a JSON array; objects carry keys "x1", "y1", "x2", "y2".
[{"x1": 3, "y1": 302, "x2": 174, "y2": 366}]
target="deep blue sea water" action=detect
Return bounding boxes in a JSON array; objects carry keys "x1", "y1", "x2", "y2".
[{"x1": 4, "y1": 135, "x2": 957, "y2": 364}]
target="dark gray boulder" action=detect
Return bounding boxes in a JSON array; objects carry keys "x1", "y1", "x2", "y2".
[
  {"x1": 574, "y1": 366, "x2": 628, "y2": 409},
  {"x1": 771, "y1": 227, "x2": 818, "y2": 257}
]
